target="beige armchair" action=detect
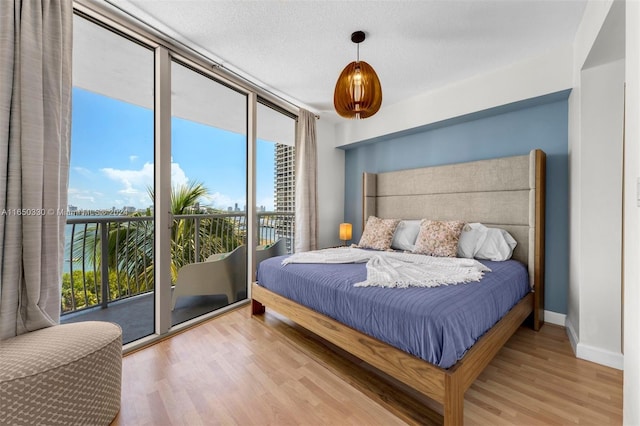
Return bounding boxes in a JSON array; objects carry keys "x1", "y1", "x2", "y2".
[
  {"x1": 171, "y1": 245, "x2": 245, "y2": 310},
  {"x1": 256, "y1": 238, "x2": 287, "y2": 264},
  {"x1": 171, "y1": 239, "x2": 287, "y2": 310}
]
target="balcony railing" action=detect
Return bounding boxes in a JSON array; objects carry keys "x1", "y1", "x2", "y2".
[{"x1": 62, "y1": 211, "x2": 294, "y2": 315}]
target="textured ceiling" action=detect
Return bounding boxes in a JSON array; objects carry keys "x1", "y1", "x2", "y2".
[{"x1": 109, "y1": 0, "x2": 587, "y2": 120}]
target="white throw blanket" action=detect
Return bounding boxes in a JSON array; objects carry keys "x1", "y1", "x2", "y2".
[{"x1": 282, "y1": 247, "x2": 490, "y2": 288}]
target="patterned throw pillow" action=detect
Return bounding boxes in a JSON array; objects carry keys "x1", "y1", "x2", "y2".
[
  {"x1": 413, "y1": 220, "x2": 465, "y2": 257},
  {"x1": 358, "y1": 216, "x2": 400, "y2": 251}
]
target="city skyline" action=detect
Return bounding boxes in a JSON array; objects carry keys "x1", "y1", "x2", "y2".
[
  {"x1": 65, "y1": 203, "x2": 269, "y2": 215},
  {"x1": 69, "y1": 87, "x2": 279, "y2": 213}
]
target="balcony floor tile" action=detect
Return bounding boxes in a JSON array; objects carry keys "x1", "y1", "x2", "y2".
[{"x1": 61, "y1": 291, "x2": 234, "y2": 344}]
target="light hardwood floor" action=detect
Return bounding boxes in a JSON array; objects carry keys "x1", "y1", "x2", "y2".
[{"x1": 112, "y1": 305, "x2": 622, "y2": 425}]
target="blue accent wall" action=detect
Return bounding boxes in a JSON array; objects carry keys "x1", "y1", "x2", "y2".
[{"x1": 342, "y1": 93, "x2": 569, "y2": 314}]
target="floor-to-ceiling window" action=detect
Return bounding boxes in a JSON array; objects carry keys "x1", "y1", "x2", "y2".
[
  {"x1": 61, "y1": 14, "x2": 156, "y2": 344},
  {"x1": 169, "y1": 61, "x2": 248, "y2": 325},
  {"x1": 64, "y1": 6, "x2": 297, "y2": 347},
  {"x1": 256, "y1": 101, "x2": 296, "y2": 253}
]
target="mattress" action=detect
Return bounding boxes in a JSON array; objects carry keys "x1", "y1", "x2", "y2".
[{"x1": 256, "y1": 254, "x2": 530, "y2": 369}]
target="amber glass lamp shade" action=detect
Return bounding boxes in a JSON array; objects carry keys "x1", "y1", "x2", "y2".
[
  {"x1": 334, "y1": 61, "x2": 382, "y2": 119},
  {"x1": 339, "y1": 223, "x2": 353, "y2": 245}
]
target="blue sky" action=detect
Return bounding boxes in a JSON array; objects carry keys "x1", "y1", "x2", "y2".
[{"x1": 69, "y1": 87, "x2": 276, "y2": 212}]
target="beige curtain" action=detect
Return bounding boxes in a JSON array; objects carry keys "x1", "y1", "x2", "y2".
[
  {"x1": 294, "y1": 109, "x2": 318, "y2": 252},
  {"x1": 0, "y1": 0, "x2": 72, "y2": 339}
]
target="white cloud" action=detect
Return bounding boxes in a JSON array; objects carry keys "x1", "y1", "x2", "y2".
[
  {"x1": 102, "y1": 162, "x2": 154, "y2": 191},
  {"x1": 100, "y1": 161, "x2": 192, "y2": 208},
  {"x1": 101, "y1": 164, "x2": 152, "y2": 206},
  {"x1": 129, "y1": 155, "x2": 138, "y2": 162},
  {"x1": 203, "y1": 192, "x2": 245, "y2": 210},
  {"x1": 67, "y1": 188, "x2": 97, "y2": 205},
  {"x1": 171, "y1": 163, "x2": 188, "y2": 188},
  {"x1": 119, "y1": 186, "x2": 142, "y2": 195},
  {"x1": 73, "y1": 167, "x2": 92, "y2": 177}
]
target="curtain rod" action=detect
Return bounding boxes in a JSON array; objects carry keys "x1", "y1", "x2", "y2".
[{"x1": 99, "y1": 0, "x2": 319, "y2": 120}]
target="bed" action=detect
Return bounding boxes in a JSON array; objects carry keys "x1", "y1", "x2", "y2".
[{"x1": 251, "y1": 149, "x2": 546, "y2": 425}]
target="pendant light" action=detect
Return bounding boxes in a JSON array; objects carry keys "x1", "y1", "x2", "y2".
[{"x1": 333, "y1": 31, "x2": 382, "y2": 119}]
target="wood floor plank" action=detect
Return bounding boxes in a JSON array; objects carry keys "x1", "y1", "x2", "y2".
[{"x1": 111, "y1": 307, "x2": 622, "y2": 425}]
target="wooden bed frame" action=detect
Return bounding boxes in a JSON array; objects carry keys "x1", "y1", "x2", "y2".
[{"x1": 251, "y1": 149, "x2": 546, "y2": 425}]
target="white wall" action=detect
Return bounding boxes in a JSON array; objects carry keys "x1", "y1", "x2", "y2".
[
  {"x1": 623, "y1": 1, "x2": 640, "y2": 423},
  {"x1": 315, "y1": 118, "x2": 344, "y2": 249},
  {"x1": 566, "y1": 0, "x2": 625, "y2": 370},
  {"x1": 566, "y1": 0, "x2": 615, "y2": 354},
  {"x1": 576, "y1": 59, "x2": 624, "y2": 366}
]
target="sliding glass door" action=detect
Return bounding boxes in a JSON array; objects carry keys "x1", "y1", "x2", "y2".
[
  {"x1": 67, "y1": 7, "x2": 297, "y2": 347},
  {"x1": 63, "y1": 14, "x2": 155, "y2": 344},
  {"x1": 169, "y1": 61, "x2": 248, "y2": 326}
]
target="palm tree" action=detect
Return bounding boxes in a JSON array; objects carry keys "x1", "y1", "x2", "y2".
[
  {"x1": 69, "y1": 182, "x2": 244, "y2": 301},
  {"x1": 149, "y1": 182, "x2": 244, "y2": 281}
]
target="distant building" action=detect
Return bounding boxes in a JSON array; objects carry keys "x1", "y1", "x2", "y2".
[
  {"x1": 274, "y1": 143, "x2": 295, "y2": 251},
  {"x1": 123, "y1": 206, "x2": 136, "y2": 214},
  {"x1": 67, "y1": 205, "x2": 78, "y2": 213}
]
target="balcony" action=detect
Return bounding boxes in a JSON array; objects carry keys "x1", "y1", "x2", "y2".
[{"x1": 60, "y1": 211, "x2": 294, "y2": 344}]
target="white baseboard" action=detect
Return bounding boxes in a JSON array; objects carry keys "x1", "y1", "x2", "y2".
[
  {"x1": 565, "y1": 317, "x2": 579, "y2": 354},
  {"x1": 576, "y1": 343, "x2": 624, "y2": 370},
  {"x1": 563, "y1": 317, "x2": 623, "y2": 370},
  {"x1": 544, "y1": 310, "x2": 566, "y2": 326}
]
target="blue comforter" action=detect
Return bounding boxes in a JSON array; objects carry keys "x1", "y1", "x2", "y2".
[{"x1": 256, "y1": 255, "x2": 530, "y2": 369}]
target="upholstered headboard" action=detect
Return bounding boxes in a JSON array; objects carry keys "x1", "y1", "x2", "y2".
[{"x1": 363, "y1": 149, "x2": 546, "y2": 324}]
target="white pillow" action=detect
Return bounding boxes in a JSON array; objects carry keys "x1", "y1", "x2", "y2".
[
  {"x1": 457, "y1": 223, "x2": 487, "y2": 258},
  {"x1": 475, "y1": 227, "x2": 517, "y2": 261},
  {"x1": 457, "y1": 223, "x2": 517, "y2": 261},
  {"x1": 390, "y1": 220, "x2": 421, "y2": 251}
]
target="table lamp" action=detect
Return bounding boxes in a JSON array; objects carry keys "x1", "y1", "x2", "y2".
[{"x1": 339, "y1": 223, "x2": 352, "y2": 246}]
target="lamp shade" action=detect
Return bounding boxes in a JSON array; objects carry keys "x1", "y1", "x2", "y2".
[
  {"x1": 339, "y1": 223, "x2": 353, "y2": 241},
  {"x1": 334, "y1": 61, "x2": 382, "y2": 119}
]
